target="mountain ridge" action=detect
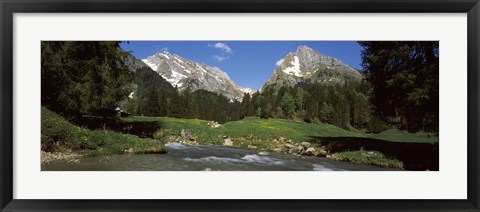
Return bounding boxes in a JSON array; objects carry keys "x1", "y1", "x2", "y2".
[
  {"x1": 137, "y1": 45, "x2": 362, "y2": 99},
  {"x1": 141, "y1": 50, "x2": 255, "y2": 101},
  {"x1": 261, "y1": 45, "x2": 363, "y2": 92}
]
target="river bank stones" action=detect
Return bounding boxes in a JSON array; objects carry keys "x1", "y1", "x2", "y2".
[
  {"x1": 284, "y1": 141, "x2": 326, "y2": 157},
  {"x1": 223, "y1": 137, "x2": 233, "y2": 146}
]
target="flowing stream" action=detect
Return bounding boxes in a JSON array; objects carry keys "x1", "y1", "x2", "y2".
[{"x1": 43, "y1": 143, "x2": 396, "y2": 171}]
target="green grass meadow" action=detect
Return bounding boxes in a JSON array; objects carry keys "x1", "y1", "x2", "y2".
[
  {"x1": 41, "y1": 107, "x2": 166, "y2": 156},
  {"x1": 122, "y1": 115, "x2": 437, "y2": 145}
]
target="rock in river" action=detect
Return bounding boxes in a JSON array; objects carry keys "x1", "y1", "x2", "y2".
[{"x1": 258, "y1": 151, "x2": 269, "y2": 156}]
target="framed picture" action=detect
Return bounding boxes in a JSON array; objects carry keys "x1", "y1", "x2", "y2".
[{"x1": 1, "y1": 0, "x2": 479, "y2": 211}]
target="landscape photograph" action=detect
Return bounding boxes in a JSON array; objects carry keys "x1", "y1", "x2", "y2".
[{"x1": 41, "y1": 41, "x2": 439, "y2": 171}]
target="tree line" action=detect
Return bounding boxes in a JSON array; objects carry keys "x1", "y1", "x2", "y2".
[
  {"x1": 359, "y1": 41, "x2": 439, "y2": 132},
  {"x1": 123, "y1": 68, "x2": 242, "y2": 124},
  {"x1": 238, "y1": 81, "x2": 373, "y2": 131},
  {"x1": 41, "y1": 41, "x2": 242, "y2": 124},
  {"x1": 41, "y1": 41, "x2": 133, "y2": 118}
]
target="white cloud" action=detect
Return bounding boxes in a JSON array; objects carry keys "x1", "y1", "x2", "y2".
[
  {"x1": 275, "y1": 58, "x2": 285, "y2": 66},
  {"x1": 209, "y1": 42, "x2": 233, "y2": 54},
  {"x1": 212, "y1": 55, "x2": 229, "y2": 62}
]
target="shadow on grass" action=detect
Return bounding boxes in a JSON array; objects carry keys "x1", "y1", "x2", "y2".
[
  {"x1": 71, "y1": 117, "x2": 164, "y2": 138},
  {"x1": 308, "y1": 136, "x2": 439, "y2": 171}
]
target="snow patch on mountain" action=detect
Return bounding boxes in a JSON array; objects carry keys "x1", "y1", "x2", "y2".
[
  {"x1": 261, "y1": 45, "x2": 363, "y2": 92},
  {"x1": 240, "y1": 87, "x2": 256, "y2": 95},
  {"x1": 282, "y1": 55, "x2": 301, "y2": 77},
  {"x1": 141, "y1": 50, "x2": 255, "y2": 101},
  {"x1": 159, "y1": 52, "x2": 170, "y2": 59},
  {"x1": 142, "y1": 59, "x2": 159, "y2": 72}
]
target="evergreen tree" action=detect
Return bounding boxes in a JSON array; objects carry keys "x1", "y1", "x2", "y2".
[
  {"x1": 41, "y1": 41, "x2": 132, "y2": 117},
  {"x1": 280, "y1": 92, "x2": 295, "y2": 119},
  {"x1": 304, "y1": 84, "x2": 321, "y2": 122},
  {"x1": 359, "y1": 41, "x2": 439, "y2": 132},
  {"x1": 168, "y1": 87, "x2": 182, "y2": 118},
  {"x1": 260, "y1": 102, "x2": 272, "y2": 119},
  {"x1": 294, "y1": 87, "x2": 306, "y2": 118},
  {"x1": 157, "y1": 90, "x2": 168, "y2": 116},
  {"x1": 275, "y1": 106, "x2": 285, "y2": 119},
  {"x1": 319, "y1": 102, "x2": 333, "y2": 123},
  {"x1": 143, "y1": 86, "x2": 161, "y2": 116},
  {"x1": 240, "y1": 93, "x2": 251, "y2": 118},
  {"x1": 180, "y1": 87, "x2": 193, "y2": 118}
]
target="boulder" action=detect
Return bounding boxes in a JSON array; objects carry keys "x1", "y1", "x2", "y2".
[
  {"x1": 183, "y1": 140, "x2": 199, "y2": 146},
  {"x1": 123, "y1": 148, "x2": 134, "y2": 154},
  {"x1": 258, "y1": 151, "x2": 268, "y2": 156},
  {"x1": 223, "y1": 138, "x2": 233, "y2": 146},
  {"x1": 180, "y1": 129, "x2": 196, "y2": 141},
  {"x1": 317, "y1": 148, "x2": 328, "y2": 157},
  {"x1": 247, "y1": 145, "x2": 258, "y2": 149},
  {"x1": 178, "y1": 129, "x2": 199, "y2": 145},
  {"x1": 207, "y1": 121, "x2": 221, "y2": 128},
  {"x1": 296, "y1": 145, "x2": 305, "y2": 154},
  {"x1": 288, "y1": 148, "x2": 296, "y2": 154},
  {"x1": 288, "y1": 145, "x2": 305, "y2": 154},
  {"x1": 300, "y1": 142, "x2": 311, "y2": 148},
  {"x1": 285, "y1": 143, "x2": 296, "y2": 149},
  {"x1": 304, "y1": 147, "x2": 316, "y2": 155}
]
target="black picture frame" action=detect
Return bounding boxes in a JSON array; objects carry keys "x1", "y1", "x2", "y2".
[{"x1": 1, "y1": 0, "x2": 479, "y2": 211}]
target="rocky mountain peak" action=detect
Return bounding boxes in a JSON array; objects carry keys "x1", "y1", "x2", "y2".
[
  {"x1": 141, "y1": 51, "x2": 255, "y2": 101},
  {"x1": 261, "y1": 45, "x2": 362, "y2": 92},
  {"x1": 296, "y1": 45, "x2": 316, "y2": 53}
]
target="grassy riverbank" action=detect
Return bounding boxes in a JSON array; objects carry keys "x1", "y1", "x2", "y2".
[
  {"x1": 41, "y1": 107, "x2": 166, "y2": 163},
  {"x1": 41, "y1": 107, "x2": 438, "y2": 170},
  {"x1": 121, "y1": 116, "x2": 438, "y2": 170}
]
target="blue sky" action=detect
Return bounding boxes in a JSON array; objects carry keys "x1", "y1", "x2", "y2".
[{"x1": 120, "y1": 41, "x2": 363, "y2": 90}]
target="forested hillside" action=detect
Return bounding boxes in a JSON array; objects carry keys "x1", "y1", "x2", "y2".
[{"x1": 42, "y1": 41, "x2": 439, "y2": 133}]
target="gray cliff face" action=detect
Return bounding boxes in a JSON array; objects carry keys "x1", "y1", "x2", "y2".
[
  {"x1": 122, "y1": 51, "x2": 150, "y2": 72},
  {"x1": 262, "y1": 45, "x2": 362, "y2": 92},
  {"x1": 142, "y1": 51, "x2": 254, "y2": 101}
]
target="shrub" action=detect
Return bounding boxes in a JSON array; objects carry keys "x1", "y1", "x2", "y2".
[
  {"x1": 312, "y1": 117, "x2": 321, "y2": 125},
  {"x1": 153, "y1": 128, "x2": 173, "y2": 141},
  {"x1": 41, "y1": 106, "x2": 166, "y2": 155},
  {"x1": 366, "y1": 117, "x2": 389, "y2": 133},
  {"x1": 332, "y1": 149, "x2": 404, "y2": 169}
]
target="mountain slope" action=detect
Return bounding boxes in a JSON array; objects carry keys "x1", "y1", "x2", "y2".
[
  {"x1": 122, "y1": 49, "x2": 150, "y2": 72},
  {"x1": 261, "y1": 45, "x2": 363, "y2": 92},
  {"x1": 118, "y1": 49, "x2": 174, "y2": 113},
  {"x1": 142, "y1": 51, "x2": 254, "y2": 101}
]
